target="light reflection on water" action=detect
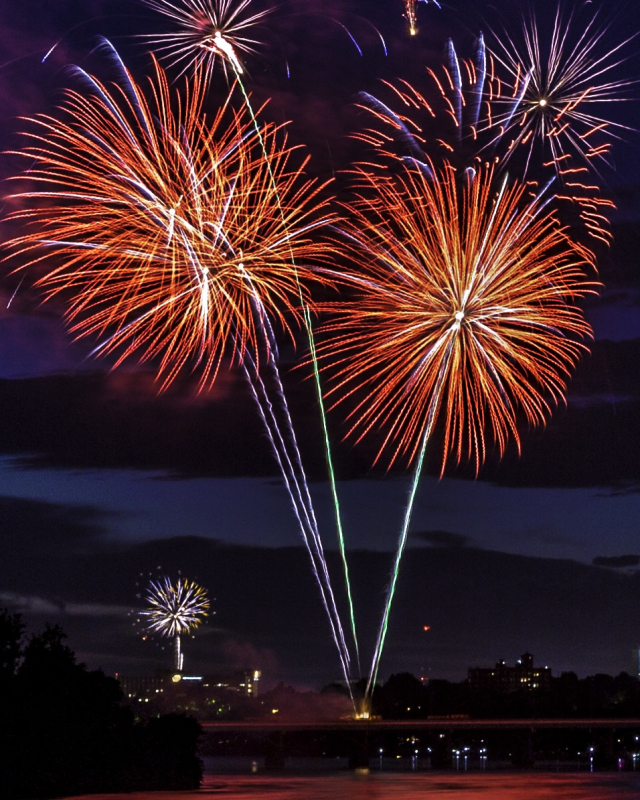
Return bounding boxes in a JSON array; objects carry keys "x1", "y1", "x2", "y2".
[{"x1": 67, "y1": 772, "x2": 640, "y2": 800}]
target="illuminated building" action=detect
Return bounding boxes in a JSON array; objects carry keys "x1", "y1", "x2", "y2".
[
  {"x1": 117, "y1": 673, "x2": 166, "y2": 701},
  {"x1": 117, "y1": 669, "x2": 261, "y2": 716},
  {"x1": 210, "y1": 669, "x2": 261, "y2": 698},
  {"x1": 468, "y1": 652, "x2": 552, "y2": 693}
]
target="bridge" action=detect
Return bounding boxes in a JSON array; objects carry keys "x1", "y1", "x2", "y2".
[
  {"x1": 200, "y1": 719, "x2": 640, "y2": 770},
  {"x1": 202, "y1": 718, "x2": 640, "y2": 733}
]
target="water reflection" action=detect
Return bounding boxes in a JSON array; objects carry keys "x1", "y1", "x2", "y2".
[{"x1": 66, "y1": 772, "x2": 640, "y2": 800}]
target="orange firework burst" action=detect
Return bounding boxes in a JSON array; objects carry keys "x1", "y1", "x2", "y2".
[
  {"x1": 3, "y1": 55, "x2": 334, "y2": 389},
  {"x1": 321, "y1": 160, "x2": 596, "y2": 475},
  {"x1": 141, "y1": 0, "x2": 269, "y2": 79}
]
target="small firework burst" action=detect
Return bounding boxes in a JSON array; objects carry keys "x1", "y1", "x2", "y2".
[
  {"x1": 488, "y1": 6, "x2": 637, "y2": 173},
  {"x1": 140, "y1": 574, "x2": 210, "y2": 670},
  {"x1": 141, "y1": 0, "x2": 270, "y2": 79}
]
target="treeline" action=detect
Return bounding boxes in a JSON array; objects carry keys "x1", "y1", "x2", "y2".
[
  {"x1": 363, "y1": 671, "x2": 640, "y2": 719},
  {"x1": 0, "y1": 611, "x2": 202, "y2": 799},
  {"x1": 249, "y1": 672, "x2": 640, "y2": 721}
]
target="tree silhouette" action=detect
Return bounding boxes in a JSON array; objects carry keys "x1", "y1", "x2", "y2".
[{"x1": 0, "y1": 611, "x2": 202, "y2": 799}]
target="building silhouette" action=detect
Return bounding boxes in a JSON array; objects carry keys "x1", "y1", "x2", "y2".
[{"x1": 468, "y1": 652, "x2": 552, "y2": 693}]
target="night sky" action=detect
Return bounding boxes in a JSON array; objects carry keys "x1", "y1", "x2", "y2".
[{"x1": 1, "y1": 0, "x2": 640, "y2": 689}]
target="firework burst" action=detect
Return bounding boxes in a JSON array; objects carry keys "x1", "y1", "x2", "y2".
[
  {"x1": 488, "y1": 6, "x2": 636, "y2": 174},
  {"x1": 140, "y1": 575, "x2": 209, "y2": 670},
  {"x1": 325, "y1": 161, "x2": 595, "y2": 472},
  {"x1": 3, "y1": 54, "x2": 334, "y2": 390},
  {"x1": 320, "y1": 159, "x2": 596, "y2": 693},
  {"x1": 355, "y1": 29, "x2": 620, "y2": 244},
  {"x1": 141, "y1": 575, "x2": 210, "y2": 637},
  {"x1": 141, "y1": 0, "x2": 269, "y2": 79}
]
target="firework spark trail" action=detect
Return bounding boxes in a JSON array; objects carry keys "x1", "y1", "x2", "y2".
[
  {"x1": 470, "y1": 33, "x2": 486, "y2": 129},
  {"x1": 234, "y1": 266, "x2": 354, "y2": 684},
  {"x1": 240, "y1": 327, "x2": 354, "y2": 696},
  {"x1": 405, "y1": 0, "x2": 418, "y2": 37},
  {"x1": 142, "y1": 0, "x2": 363, "y2": 677},
  {"x1": 140, "y1": 575, "x2": 209, "y2": 671},
  {"x1": 403, "y1": 0, "x2": 440, "y2": 37},
  {"x1": 320, "y1": 160, "x2": 596, "y2": 699},
  {"x1": 447, "y1": 39, "x2": 463, "y2": 137},
  {"x1": 241, "y1": 353, "x2": 353, "y2": 689},
  {"x1": 1, "y1": 55, "x2": 360, "y2": 684},
  {"x1": 260, "y1": 310, "x2": 356, "y2": 678},
  {"x1": 304, "y1": 304, "x2": 361, "y2": 673},
  {"x1": 365, "y1": 340, "x2": 452, "y2": 698}
]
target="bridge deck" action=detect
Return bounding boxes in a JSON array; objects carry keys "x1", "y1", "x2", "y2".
[{"x1": 201, "y1": 718, "x2": 640, "y2": 733}]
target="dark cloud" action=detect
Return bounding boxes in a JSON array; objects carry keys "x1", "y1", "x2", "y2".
[
  {"x1": 2, "y1": 532, "x2": 640, "y2": 684},
  {"x1": 0, "y1": 591, "x2": 129, "y2": 617},
  {"x1": 476, "y1": 396, "x2": 640, "y2": 490},
  {"x1": 0, "y1": 364, "x2": 381, "y2": 480},
  {"x1": 0, "y1": 495, "x2": 123, "y2": 622},
  {"x1": 452, "y1": 336, "x2": 640, "y2": 490},
  {"x1": 0, "y1": 371, "x2": 276, "y2": 477},
  {"x1": 3, "y1": 336, "x2": 640, "y2": 489},
  {"x1": 412, "y1": 530, "x2": 471, "y2": 549},
  {"x1": 593, "y1": 554, "x2": 640, "y2": 569},
  {"x1": 0, "y1": 494, "x2": 109, "y2": 557}
]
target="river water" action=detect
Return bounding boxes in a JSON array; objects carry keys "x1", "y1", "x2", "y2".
[{"x1": 66, "y1": 772, "x2": 640, "y2": 799}]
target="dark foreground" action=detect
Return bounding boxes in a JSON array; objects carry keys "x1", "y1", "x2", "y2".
[{"x1": 63, "y1": 772, "x2": 640, "y2": 799}]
